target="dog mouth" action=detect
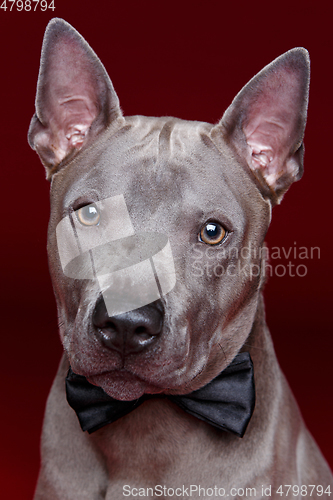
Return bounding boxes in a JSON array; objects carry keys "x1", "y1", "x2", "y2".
[
  {"x1": 87, "y1": 369, "x2": 166, "y2": 401},
  {"x1": 69, "y1": 299, "x2": 209, "y2": 400},
  {"x1": 82, "y1": 345, "x2": 210, "y2": 401}
]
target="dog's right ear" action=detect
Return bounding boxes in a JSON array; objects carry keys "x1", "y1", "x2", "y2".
[{"x1": 28, "y1": 18, "x2": 123, "y2": 179}]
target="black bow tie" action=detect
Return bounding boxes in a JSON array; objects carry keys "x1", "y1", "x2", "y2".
[{"x1": 65, "y1": 352, "x2": 255, "y2": 438}]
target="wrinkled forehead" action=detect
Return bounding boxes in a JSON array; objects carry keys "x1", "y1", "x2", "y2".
[{"x1": 50, "y1": 115, "x2": 265, "y2": 224}]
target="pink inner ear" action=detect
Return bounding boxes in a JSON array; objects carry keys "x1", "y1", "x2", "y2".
[
  {"x1": 48, "y1": 95, "x2": 98, "y2": 159},
  {"x1": 243, "y1": 68, "x2": 303, "y2": 187},
  {"x1": 37, "y1": 35, "x2": 101, "y2": 163}
]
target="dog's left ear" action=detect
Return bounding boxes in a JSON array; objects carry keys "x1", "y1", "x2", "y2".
[
  {"x1": 28, "y1": 18, "x2": 123, "y2": 178},
  {"x1": 212, "y1": 48, "x2": 310, "y2": 204}
]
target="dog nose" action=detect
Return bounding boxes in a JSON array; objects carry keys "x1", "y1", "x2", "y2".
[{"x1": 93, "y1": 298, "x2": 164, "y2": 355}]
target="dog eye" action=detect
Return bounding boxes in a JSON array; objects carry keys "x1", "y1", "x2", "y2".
[
  {"x1": 199, "y1": 222, "x2": 226, "y2": 245},
  {"x1": 76, "y1": 204, "x2": 100, "y2": 226}
]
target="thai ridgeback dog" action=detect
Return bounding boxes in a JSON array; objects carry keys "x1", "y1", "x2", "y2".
[{"x1": 29, "y1": 18, "x2": 332, "y2": 500}]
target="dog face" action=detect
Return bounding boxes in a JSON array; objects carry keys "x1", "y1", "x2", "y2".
[
  {"x1": 46, "y1": 118, "x2": 270, "y2": 400},
  {"x1": 29, "y1": 19, "x2": 309, "y2": 401}
]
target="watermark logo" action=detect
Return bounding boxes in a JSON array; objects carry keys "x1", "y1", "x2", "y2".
[
  {"x1": 190, "y1": 242, "x2": 320, "y2": 279},
  {"x1": 56, "y1": 195, "x2": 176, "y2": 316},
  {"x1": 123, "y1": 484, "x2": 258, "y2": 497}
]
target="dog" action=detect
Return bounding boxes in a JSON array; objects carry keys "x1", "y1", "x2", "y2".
[{"x1": 29, "y1": 18, "x2": 332, "y2": 499}]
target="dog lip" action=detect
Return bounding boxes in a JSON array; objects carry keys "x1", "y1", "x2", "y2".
[
  {"x1": 86, "y1": 367, "x2": 151, "y2": 384},
  {"x1": 87, "y1": 368, "x2": 165, "y2": 400}
]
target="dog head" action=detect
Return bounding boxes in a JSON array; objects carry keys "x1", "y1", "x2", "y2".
[{"x1": 29, "y1": 19, "x2": 309, "y2": 401}]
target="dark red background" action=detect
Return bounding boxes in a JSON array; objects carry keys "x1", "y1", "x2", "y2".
[{"x1": 0, "y1": 1, "x2": 332, "y2": 497}]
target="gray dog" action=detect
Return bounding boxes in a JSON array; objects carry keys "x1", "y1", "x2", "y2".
[{"x1": 29, "y1": 18, "x2": 332, "y2": 500}]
